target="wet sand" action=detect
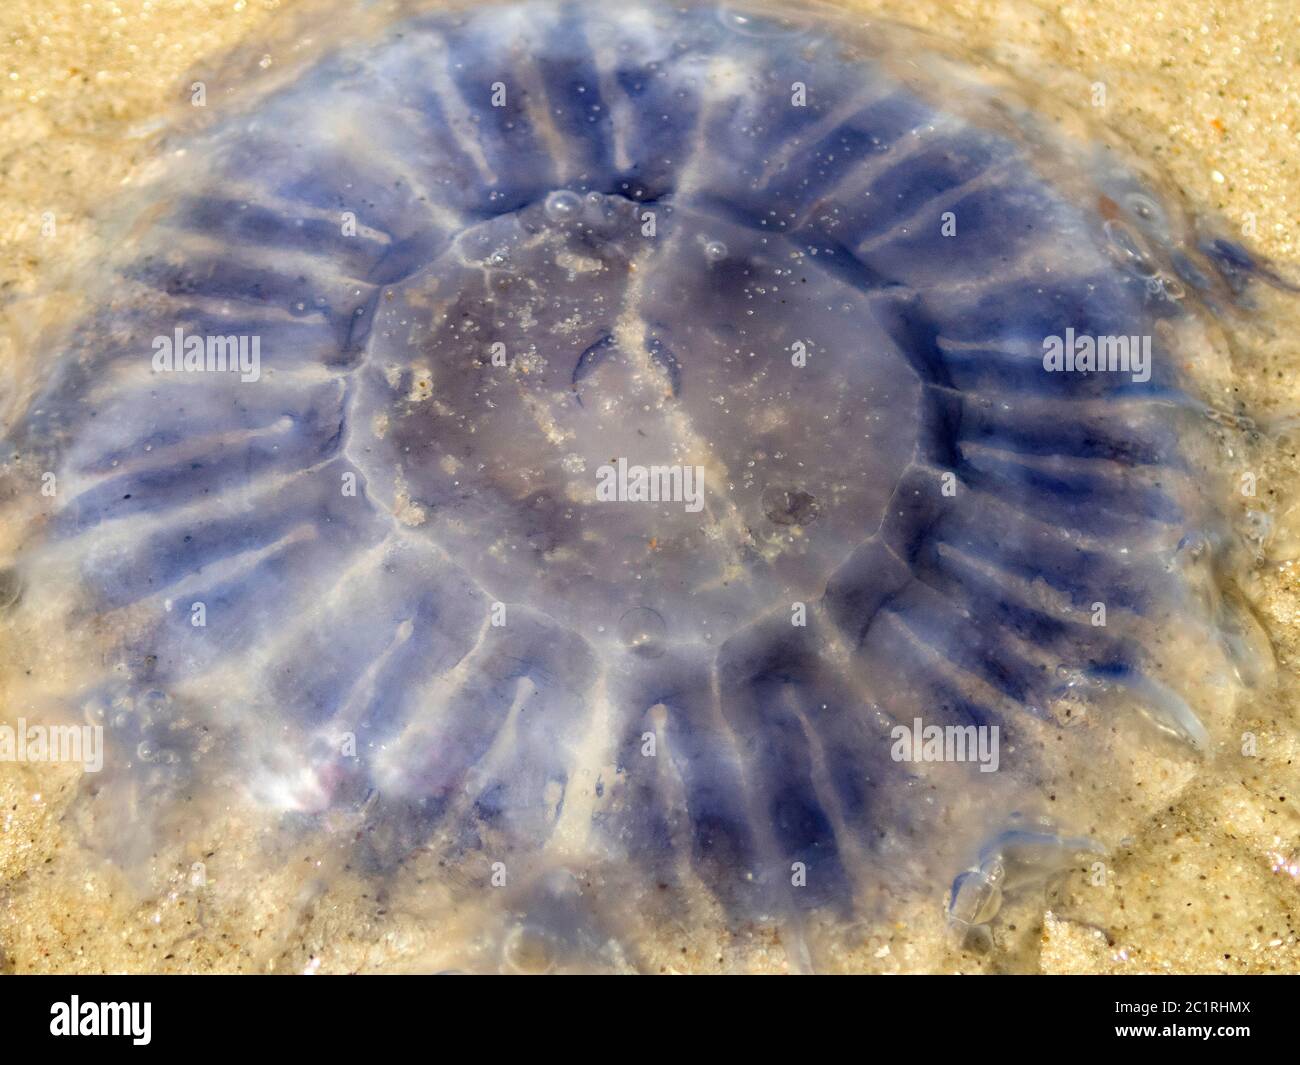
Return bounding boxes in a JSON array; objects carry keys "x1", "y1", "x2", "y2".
[{"x1": 0, "y1": 0, "x2": 1297, "y2": 973}]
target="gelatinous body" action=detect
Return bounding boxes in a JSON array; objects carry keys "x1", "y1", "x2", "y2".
[{"x1": 2, "y1": 0, "x2": 1273, "y2": 970}]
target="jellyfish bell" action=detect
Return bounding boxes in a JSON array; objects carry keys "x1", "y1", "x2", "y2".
[{"x1": 0, "y1": 0, "x2": 1286, "y2": 972}]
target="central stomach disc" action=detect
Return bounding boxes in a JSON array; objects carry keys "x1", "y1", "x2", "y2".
[{"x1": 353, "y1": 188, "x2": 923, "y2": 646}]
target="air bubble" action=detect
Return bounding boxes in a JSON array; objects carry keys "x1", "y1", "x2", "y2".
[
  {"x1": 717, "y1": 6, "x2": 809, "y2": 38},
  {"x1": 543, "y1": 190, "x2": 583, "y2": 223},
  {"x1": 1104, "y1": 219, "x2": 1160, "y2": 279},
  {"x1": 501, "y1": 924, "x2": 555, "y2": 974},
  {"x1": 617, "y1": 606, "x2": 667, "y2": 659},
  {"x1": 1124, "y1": 191, "x2": 1166, "y2": 229}
]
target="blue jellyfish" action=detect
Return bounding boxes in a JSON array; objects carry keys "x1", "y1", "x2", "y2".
[{"x1": 1, "y1": 0, "x2": 1283, "y2": 971}]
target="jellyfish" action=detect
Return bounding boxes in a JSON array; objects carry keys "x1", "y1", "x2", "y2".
[{"x1": 0, "y1": 0, "x2": 1287, "y2": 972}]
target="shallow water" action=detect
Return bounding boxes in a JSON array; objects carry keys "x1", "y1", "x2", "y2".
[{"x1": 0, "y1": 0, "x2": 1297, "y2": 974}]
